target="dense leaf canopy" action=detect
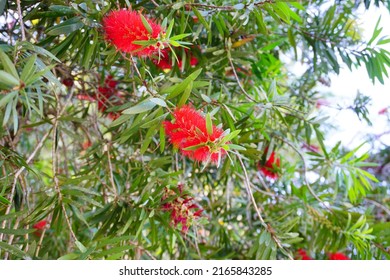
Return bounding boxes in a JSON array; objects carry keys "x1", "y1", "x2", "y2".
[{"x1": 0, "y1": 0, "x2": 389, "y2": 260}]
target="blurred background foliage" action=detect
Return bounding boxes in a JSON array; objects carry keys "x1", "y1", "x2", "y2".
[{"x1": 0, "y1": 0, "x2": 389, "y2": 260}]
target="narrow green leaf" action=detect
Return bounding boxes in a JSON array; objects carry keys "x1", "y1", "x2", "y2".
[
  {"x1": 206, "y1": 113, "x2": 213, "y2": 135},
  {"x1": 0, "y1": 49, "x2": 18, "y2": 78},
  {"x1": 20, "y1": 54, "x2": 37, "y2": 82},
  {"x1": 139, "y1": 13, "x2": 153, "y2": 34},
  {"x1": 0, "y1": 91, "x2": 17, "y2": 108},
  {"x1": 166, "y1": 68, "x2": 202, "y2": 99},
  {"x1": 0, "y1": 70, "x2": 20, "y2": 87},
  {"x1": 122, "y1": 100, "x2": 156, "y2": 115},
  {"x1": 227, "y1": 144, "x2": 246, "y2": 151},
  {"x1": 75, "y1": 240, "x2": 87, "y2": 253},
  {"x1": 0, "y1": 228, "x2": 35, "y2": 235},
  {"x1": 0, "y1": 241, "x2": 30, "y2": 259},
  {"x1": 150, "y1": 97, "x2": 167, "y2": 107},
  {"x1": 46, "y1": 17, "x2": 84, "y2": 36},
  {"x1": 0, "y1": 195, "x2": 11, "y2": 205}
]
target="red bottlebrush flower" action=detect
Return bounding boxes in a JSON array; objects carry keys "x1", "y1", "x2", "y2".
[
  {"x1": 77, "y1": 76, "x2": 121, "y2": 120},
  {"x1": 161, "y1": 187, "x2": 203, "y2": 233},
  {"x1": 33, "y1": 220, "x2": 47, "y2": 237},
  {"x1": 178, "y1": 49, "x2": 199, "y2": 69},
  {"x1": 105, "y1": 75, "x2": 118, "y2": 88},
  {"x1": 163, "y1": 105, "x2": 227, "y2": 163},
  {"x1": 296, "y1": 249, "x2": 312, "y2": 260},
  {"x1": 82, "y1": 140, "x2": 92, "y2": 150},
  {"x1": 378, "y1": 107, "x2": 388, "y2": 115},
  {"x1": 328, "y1": 252, "x2": 349, "y2": 260},
  {"x1": 190, "y1": 56, "x2": 199, "y2": 67},
  {"x1": 103, "y1": 10, "x2": 163, "y2": 56},
  {"x1": 152, "y1": 49, "x2": 172, "y2": 71},
  {"x1": 257, "y1": 150, "x2": 280, "y2": 179},
  {"x1": 62, "y1": 77, "x2": 74, "y2": 88}
]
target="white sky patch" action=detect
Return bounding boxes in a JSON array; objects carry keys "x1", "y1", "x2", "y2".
[{"x1": 319, "y1": 6, "x2": 390, "y2": 152}]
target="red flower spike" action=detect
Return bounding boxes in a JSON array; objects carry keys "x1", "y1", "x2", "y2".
[
  {"x1": 328, "y1": 252, "x2": 349, "y2": 260},
  {"x1": 163, "y1": 105, "x2": 227, "y2": 163},
  {"x1": 33, "y1": 220, "x2": 47, "y2": 237},
  {"x1": 77, "y1": 76, "x2": 122, "y2": 120},
  {"x1": 105, "y1": 75, "x2": 118, "y2": 88},
  {"x1": 190, "y1": 56, "x2": 199, "y2": 67},
  {"x1": 82, "y1": 140, "x2": 92, "y2": 150},
  {"x1": 161, "y1": 187, "x2": 203, "y2": 234},
  {"x1": 258, "y1": 150, "x2": 280, "y2": 179},
  {"x1": 103, "y1": 10, "x2": 163, "y2": 56},
  {"x1": 62, "y1": 78, "x2": 74, "y2": 88},
  {"x1": 378, "y1": 107, "x2": 388, "y2": 115},
  {"x1": 296, "y1": 249, "x2": 312, "y2": 260},
  {"x1": 152, "y1": 49, "x2": 172, "y2": 71}
]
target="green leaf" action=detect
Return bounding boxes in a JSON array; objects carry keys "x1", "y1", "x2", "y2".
[
  {"x1": 192, "y1": 7, "x2": 210, "y2": 31},
  {"x1": 0, "y1": 0, "x2": 6, "y2": 16},
  {"x1": 0, "y1": 70, "x2": 19, "y2": 87},
  {"x1": 75, "y1": 240, "x2": 87, "y2": 253},
  {"x1": 178, "y1": 81, "x2": 193, "y2": 107},
  {"x1": 221, "y1": 129, "x2": 241, "y2": 143},
  {"x1": 49, "y1": 5, "x2": 76, "y2": 16},
  {"x1": 206, "y1": 113, "x2": 213, "y2": 135},
  {"x1": 166, "y1": 19, "x2": 175, "y2": 39},
  {"x1": 0, "y1": 49, "x2": 18, "y2": 78},
  {"x1": 150, "y1": 97, "x2": 167, "y2": 107},
  {"x1": 139, "y1": 13, "x2": 153, "y2": 34},
  {"x1": 0, "y1": 241, "x2": 30, "y2": 259},
  {"x1": 0, "y1": 228, "x2": 36, "y2": 235},
  {"x1": 0, "y1": 195, "x2": 11, "y2": 205},
  {"x1": 183, "y1": 143, "x2": 206, "y2": 151},
  {"x1": 368, "y1": 16, "x2": 382, "y2": 46},
  {"x1": 170, "y1": 33, "x2": 192, "y2": 41},
  {"x1": 166, "y1": 68, "x2": 202, "y2": 99},
  {"x1": 0, "y1": 91, "x2": 17, "y2": 108},
  {"x1": 46, "y1": 17, "x2": 84, "y2": 36},
  {"x1": 20, "y1": 54, "x2": 37, "y2": 82},
  {"x1": 226, "y1": 144, "x2": 246, "y2": 151},
  {"x1": 122, "y1": 100, "x2": 157, "y2": 115}
]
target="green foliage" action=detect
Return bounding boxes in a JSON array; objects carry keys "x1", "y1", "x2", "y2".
[{"x1": 0, "y1": 0, "x2": 389, "y2": 260}]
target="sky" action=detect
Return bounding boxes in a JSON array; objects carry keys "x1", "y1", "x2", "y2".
[{"x1": 318, "y1": 5, "x2": 390, "y2": 152}]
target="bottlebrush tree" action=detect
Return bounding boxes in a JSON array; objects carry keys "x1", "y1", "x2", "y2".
[{"x1": 0, "y1": 0, "x2": 389, "y2": 260}]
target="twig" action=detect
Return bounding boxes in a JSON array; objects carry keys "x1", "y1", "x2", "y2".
[
  {"x1": 3, "y1": 218, "x2": 21, "y2": 259},
  {"x1": 365, "y1": 198, "x2": 390, "y2": 217},
  {"x1": 227, "y1": 56, "x2": 256, "y2": 102},
  {"x1": 52, "y1": 91, "x2": 77, "y2": 242},
  {"x1": 128, "y1": 240, "x2": 156, "y2": 260},
  {"x1": 0, "y1": 129, "x2": 52, "y2": 243},
  {"x1": 180, "y1": 1, "x2": 275, "y2": 11},
  {"x1": 35, "y1": 213, "x2": 52, "y2": 258},
  {"x1": 275, "y1": 135, "x2": 332, "y2": 211},
  {"x1": 16, "y1": 0, "x2": 26, "y2": 40},
  {"x1": 192, "y1": 224, "x2": 202, "y2": 259},
  {"x1": 105, "y1": 144, "x2": 118, "y2": 198},
  {"x1": 236, "y1": 153, "x2": 293, "y2": 260}
]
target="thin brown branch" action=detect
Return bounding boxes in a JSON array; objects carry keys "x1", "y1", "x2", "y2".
[
  {"x1": 227, "y1": 55, "x2": 256, "y2": 102},
  {"x1": 236, "y1": 153, "x2": 293, "y2": 260},
  {"x1": 52, "y1": 91, "x2": 77, "y2": 242},
  {"x1": 106, "y1": 144, "x2": 118, "y2": 198},
  {"x1": 16, "y1": 0, "x2": 26, "y2": 40},
  {"x1": 0, "y1": 129, "x2": 52, "y2": 243},
  {"x1": 275, "y1": 135, "x2": 332, "y2": 211},
  {"x1": 182, "y1": 1, "x2": 275, "y2": 11}
]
